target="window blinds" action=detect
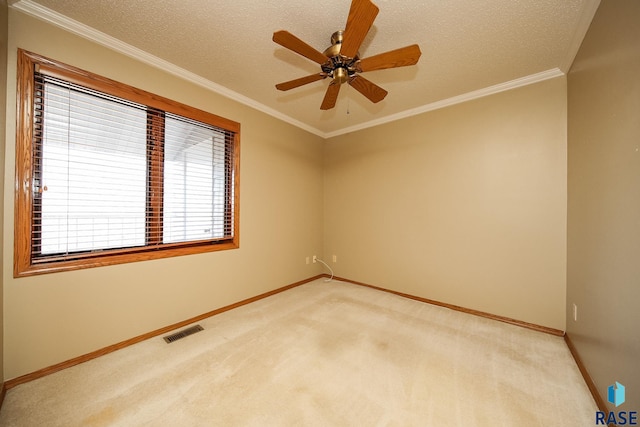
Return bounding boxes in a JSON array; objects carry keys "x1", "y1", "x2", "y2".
[{"x1": 32, "y1": 73, "x2": 235, "y2": 260}]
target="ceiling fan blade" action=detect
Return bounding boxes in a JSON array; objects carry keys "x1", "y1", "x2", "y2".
[
  {"x1": 348, "y1": 75, "x2": 388, "y2": 103},
  {"x1": 273, "y1": 30, "x2": 329, "y2": 65},
  {"x1": 276, "y1": 73, "x2": 328, "y2": 91},
  {"x1": 358, "y1": 44, "x2": 422, "y2": 72},
  {"x1": 340, "y1": 0, "x2": 379, "y2": 59},
  {"x1": 321, "y1": 82, "x2": 341, "y2": 110}
]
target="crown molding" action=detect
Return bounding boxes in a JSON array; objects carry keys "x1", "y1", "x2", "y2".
[
  {"x1": 11, "y1": 0, "x2": 569, "y2": 140},
  {"x1": 559, "y1": 0, "x2": 600, "y2": 73},
  {"x1": 10, "y1": 0, "x2": 326, "y2": 138},
  {"x1": 324, "y1": 68, "x2": 565, "y2": 138}
]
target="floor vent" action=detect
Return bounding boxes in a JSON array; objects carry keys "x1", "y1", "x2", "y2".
[{"x1": 163, "y1": 325, "x2": 204, "y2": 343}]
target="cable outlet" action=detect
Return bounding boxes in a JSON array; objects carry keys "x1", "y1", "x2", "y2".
[
  {"x1": 332, "y1": 255, "x2": 337, "y2": 263},
  {"x1": 313, "y1": 255, "x2": 317, "y2": 263},
  {"x1": 573, "y1": 303, "x2": 578, "y2": 322}
]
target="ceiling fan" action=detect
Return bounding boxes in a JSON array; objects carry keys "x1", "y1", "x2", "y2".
[{"x1": 273, "y1": 0, "x2": 422, "y2": 110}]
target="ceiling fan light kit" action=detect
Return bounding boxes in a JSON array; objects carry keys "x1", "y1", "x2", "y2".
[{"x1": 273, "y1": 0, "x2": 422, "y2": 110}]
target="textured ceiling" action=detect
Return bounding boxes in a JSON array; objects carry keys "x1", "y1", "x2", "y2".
[{"x1": 12, "y1": 0, "x2": 600, "y2": 137}]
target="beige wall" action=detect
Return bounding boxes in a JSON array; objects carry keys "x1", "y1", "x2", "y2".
[
  {"x1": 567, "y1": 0, "x2": 640, "y2": 411},
  {"x1": 324, "y1": 77, "x2": 568, "y2": 330},
  {"x1": 2, "y1": 11, "x2": 325, "y2": 379}
]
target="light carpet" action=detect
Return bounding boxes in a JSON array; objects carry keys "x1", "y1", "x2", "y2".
[{"x1": 0, "y1": 279, "x2": 597, "y2": 426}]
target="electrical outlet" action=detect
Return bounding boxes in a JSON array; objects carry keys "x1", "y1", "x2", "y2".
[
  {"x1": 332, "y1": 255, "x2": 337, "y2": 263},
  {"x1": 573, "y1": 304, "x2": 578, "y2": 322},
  {"x1": 313, "y1": 255, "x2": 317, "y2": 263}
]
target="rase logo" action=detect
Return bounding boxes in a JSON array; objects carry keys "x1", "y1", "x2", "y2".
[
  {"x1": 596, "y1": 382, "x2": 638, "y2": 425},
  {"x1": 610, "y1": 382, "x2": 627, "y2": 408}
]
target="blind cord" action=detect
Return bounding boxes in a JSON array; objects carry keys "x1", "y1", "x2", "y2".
[{"x1": 315, "y1": 257, "x2": 334, "y2": 282}]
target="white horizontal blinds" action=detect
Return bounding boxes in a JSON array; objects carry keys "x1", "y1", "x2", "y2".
[
  {"x1": 32, "y1": 70, "x2": 236, "y2": 261},
  {"x1": 163, "y1": 113, "x2": 234, "y2": 244},
  {"x1": 34, "y1": 74, "x2": 148, "y2": 257}
]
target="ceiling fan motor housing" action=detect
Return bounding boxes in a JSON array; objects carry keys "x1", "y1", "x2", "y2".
[{"x1": 322, "y1": 30, "x2": 358, "y2": 85}]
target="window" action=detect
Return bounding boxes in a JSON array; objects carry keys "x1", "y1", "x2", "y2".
[{"x1": 15, "y1": 50, "x2": 240, "y2": 276}]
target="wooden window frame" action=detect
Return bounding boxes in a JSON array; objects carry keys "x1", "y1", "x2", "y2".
[{"x1": 14, "y1": 49, "x2": 240, "y2": 277}]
